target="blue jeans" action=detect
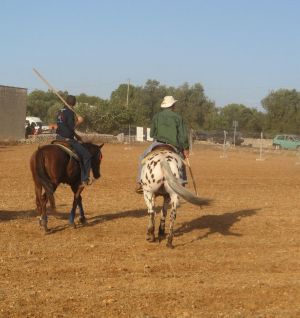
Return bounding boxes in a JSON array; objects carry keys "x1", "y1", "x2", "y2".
[{"x1": 57, "y1": 136, "x2": 92, "y2": 182}]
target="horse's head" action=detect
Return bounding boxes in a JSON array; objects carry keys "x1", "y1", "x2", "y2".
[{"x1": 84, "y1": 143, "x2": 104, "y2": 179}]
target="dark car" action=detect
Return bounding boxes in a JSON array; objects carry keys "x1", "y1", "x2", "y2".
[
  {"x1": 192, "y1": 131, "x2": 209, "y2": 141},
  {"x1": 210, "y1": 131, "x2": 244, "y2": 146}
]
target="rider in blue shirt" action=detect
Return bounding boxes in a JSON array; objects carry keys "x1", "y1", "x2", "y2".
[{"x1": 56, "y1": 95, "x2": 92, "y2": 187}]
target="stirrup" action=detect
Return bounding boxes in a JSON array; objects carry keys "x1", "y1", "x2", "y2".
[{"x1": 135, "y1": 183, "x2": 143, "y2": 194}]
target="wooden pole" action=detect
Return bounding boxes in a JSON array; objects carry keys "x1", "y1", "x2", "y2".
[
  {"x1": 186, "y1": 157, "x2": 198, "y2": 196},
  {"x1": 33, "y1": 68, "x2": 79, "y2": 118}
]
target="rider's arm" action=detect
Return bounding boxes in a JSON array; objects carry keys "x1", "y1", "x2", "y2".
[
  {"x1": 74, "y1": 131, "x2": 82, "y2": 142},
  {"x1": 178, "y1": 116, "x2": 189, "y2": 152},
  {"x1": 150, "y1": 113, "x2": 158, "y2": 139}
]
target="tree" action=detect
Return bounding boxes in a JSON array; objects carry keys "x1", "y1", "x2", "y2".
[
  {"x1": 27, "y1": 89, "x2": 69, "y2": 123},
  {"x1": 214, "y1": 103, "x2": 265, "y2": 136},
  {"x1": 262, "y1": 89, "x2": 300, "y2": 134}
]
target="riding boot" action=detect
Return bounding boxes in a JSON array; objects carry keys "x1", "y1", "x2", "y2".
[{"x1": 135, "y1": 182, "x2": 143, "y2": 194}]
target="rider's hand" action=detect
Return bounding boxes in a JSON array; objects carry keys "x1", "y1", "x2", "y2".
[
  {"x1": 76, "y1": 116, "x2": 84, "y2": 126},
  {"x1": 183, "y1": 149, "x2": 190, "y2": 159}
]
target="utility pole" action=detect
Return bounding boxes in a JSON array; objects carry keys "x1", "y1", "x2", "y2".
[
  {"x1": 126, "y1": 79, "x2": 130, "y2": 144},
  {"x1": 233, "y1": 120, "x2": 238, "y2": 147},
  {"x1": 126, "y1": 79, "x2": 130, "y2": 108}
]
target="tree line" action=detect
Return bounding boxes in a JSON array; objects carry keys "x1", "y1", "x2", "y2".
[{"x1": 26, "y1": 80, "x2": 300, "y2": 137}]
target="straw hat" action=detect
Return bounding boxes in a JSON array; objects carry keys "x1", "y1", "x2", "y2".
[{"x1": 161, "y1": 96, "x2": 178, "y2": 108}]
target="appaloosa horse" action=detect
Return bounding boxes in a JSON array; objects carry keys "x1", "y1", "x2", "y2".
[
  {"x1": 141, "y1": 147, "x2": 211, "y2": 248},
  {"x1": 30, "y1": 142, "x2": 103, "y2": 232}
]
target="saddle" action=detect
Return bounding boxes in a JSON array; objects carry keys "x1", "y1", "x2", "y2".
[
  {"x1": 142, "y1": 143, "x2": 181, "y2": 165},
  {"x1": 151, "y1": 144, "x2": 178, "y2": 153},
  {"x1": 50, "y1": 140, "x2": 80, "y2": 161}
]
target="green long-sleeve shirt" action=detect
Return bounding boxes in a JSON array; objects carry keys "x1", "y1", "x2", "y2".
[{"x1": 150, "y1": 108, "x2": 189, "y2": 150}]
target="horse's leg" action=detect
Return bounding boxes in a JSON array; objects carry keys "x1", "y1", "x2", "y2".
[
  {"x1": 34, "y1": 184, "x2": 42, "y2": 216},
  {"x1": 34, "y1": 183, "x2": 48, "y2": 232},
  {"x1": 49, "y1": 184, "x2": 57, "y2": 214},
  {"x1": 77, "y1": 196, "x2": 87, "y2": 225},
  {"x1": 69, "y1": 185, "x2": 84, "y2": 228},
  {"x1": 158, "y1": 194, "x2": 170, "y2": 241},
  {"x1": 39, "y1": 191, "x2": 49, "y2": 233},
  {"x1": 143, "y1": 191, "x2": 155, "y2": 242},
  {"x1": 166, "y1": 194, "x2": 179, "y2": 248}
]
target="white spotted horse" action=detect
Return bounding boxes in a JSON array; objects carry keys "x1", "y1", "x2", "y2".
[{"x1": 141, "y1": 145, "x2": 211, "y2": 248}]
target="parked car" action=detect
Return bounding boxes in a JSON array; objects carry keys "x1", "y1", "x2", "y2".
[
  {"x1": 25, "y1": 116, "x2": 49, "y2": 133},
  {"x1": 209, "y1": 131, "x2": 244, "y2": 146},
  {"x1": 272, "y1": 134, "x2": 300, "y2": 150},
  {"x1": 192, "y1": 131, "x2": 209, "y2": 141}
]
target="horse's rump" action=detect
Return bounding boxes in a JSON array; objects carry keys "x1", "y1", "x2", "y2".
[
  {"x1": 141, "y1": 149, "x2": 185, "y2": 193},
  {"x1": 30, "y1": 147, "x2": 59, "y2": 211},
  {"x1": 141, "y1": 149, "x2": 211, "y2": 206}
]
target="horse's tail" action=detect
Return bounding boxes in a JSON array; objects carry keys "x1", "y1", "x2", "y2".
[
  {"x1": 160, "y1": 159, "x2": 211, "y2": 207},
  {"x1": 34, "y1": 148, "x2": 56, "y2": 211}
]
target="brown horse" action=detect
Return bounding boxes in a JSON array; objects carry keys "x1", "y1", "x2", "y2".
[{"x1": 30, "y1": 142, "x2": 104, "y2": 232}]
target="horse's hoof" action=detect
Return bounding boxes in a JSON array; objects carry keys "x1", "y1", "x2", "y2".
[
  {"x1": 146, "y1": 234, "x2": 155, "y2": 242},
  {"x1": 166, "y1": 242, "x2": 174, "y2": 249},
  {"x1": 69, "y1": 222, "x2": 76, "y2": 229},
  {"x1": 158, "y1": 234, "x2": 165, "y2": 243},
  {"x1": 158, "y1": 228, "x2": 165, "y2": 237},
  {"x1": 166, "y1": 236, "x2": 174, "y2": 248},
  {"x1": 79, "y1": 217, "x2": 87, "y2": 225}
]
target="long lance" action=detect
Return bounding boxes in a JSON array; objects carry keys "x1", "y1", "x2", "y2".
[
  {"x1": 186, "y1": 157, "x2": 198, "y2": 196},
  {"x1": 32, "y1": 68, "x2": 80, "y2": 119}
]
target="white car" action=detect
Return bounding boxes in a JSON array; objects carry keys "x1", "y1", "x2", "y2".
[{"x1": 25, "y1": 116, "x2": 49, "y2": 133}]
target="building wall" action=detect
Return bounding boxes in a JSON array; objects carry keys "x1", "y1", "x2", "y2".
[{"x1": 0, "y1": 85, "x2": 27, "y2": 140}]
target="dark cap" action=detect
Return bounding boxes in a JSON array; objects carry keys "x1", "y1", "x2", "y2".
[{"x1": 66, "y1": 95, "x2": 76, "y2": 106}]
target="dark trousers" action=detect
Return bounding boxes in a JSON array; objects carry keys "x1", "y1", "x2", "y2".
[
  {"x1": 69, "y1": 139, "x2": 92, "y2": 182},
  {"x1": 57, "y1": 136, "x2": 91, "y2": 182}
]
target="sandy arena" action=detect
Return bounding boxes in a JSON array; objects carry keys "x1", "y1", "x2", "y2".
[{"x1": 0, "y1": 142, "x2": 299, "y2": 317}]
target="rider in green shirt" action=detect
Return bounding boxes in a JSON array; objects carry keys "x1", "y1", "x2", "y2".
[
  {"x1": 151, "y1": 107, "x2": 189, "y2": 151},
  {"x1": 136, "y1": 96, "x2": 190, "y2": 193}
]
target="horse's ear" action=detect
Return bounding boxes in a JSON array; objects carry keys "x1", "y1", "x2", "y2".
[{"x1": 99, "y1": 143, "x2": 104, "y2": 149}]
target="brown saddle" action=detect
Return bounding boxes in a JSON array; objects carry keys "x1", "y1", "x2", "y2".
[
  {"x1": 151, "y1": 144, "x2": 178, "y2": 153},
  {"x1": 142, "y1": 144, "x2": 180, "y2": 165}
]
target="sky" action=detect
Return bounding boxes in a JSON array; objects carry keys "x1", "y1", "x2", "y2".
[{"x1": 1, "y1": 0, "x2": 300, "y2": 110}]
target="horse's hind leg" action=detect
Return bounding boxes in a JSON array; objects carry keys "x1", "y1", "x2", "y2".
[
  {"x1": 34, "y1": 185, "x2": 49, "y2": 232},
  {"x1": 158, "y1": 194, "x2": 170, "y2": 241},
  {"x1": 69, "y1": 185, "x2": 84, "y2": 228},
  {"x1": 39, "y1": 192, "x2": 49, "y2": 233},
  {"x1": 34, "y1": 185, "x2": 42, "y2": 216},
  {"x1": 144, "y1": 191, "x2": 155, "y2": 242},
  {"x1": 78, "y1": 196, "x2": 87, "y2": 225},
  {"x1": 166, "y1": 194, "x2": 179, "y2": 248}
]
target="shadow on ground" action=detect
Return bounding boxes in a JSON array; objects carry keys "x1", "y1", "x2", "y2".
[
  {"x1": 0, "y1": 208, "x2": 259, "y2": 242},
  {"x1": 86, "y1": 209, "x2": 146, "y2": 227},
  {"x1": 174, "y1": 208, "x2": 260, "y2": 246},
  {"x1": 0, "y1": 209, "x2": 37, "y2": 221}
]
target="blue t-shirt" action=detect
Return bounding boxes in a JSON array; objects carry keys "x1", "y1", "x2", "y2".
[{"x1": 56, "y1": 107, "x2": 75, "y2": 139}]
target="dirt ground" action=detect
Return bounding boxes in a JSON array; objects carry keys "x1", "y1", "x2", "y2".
[{"x1": 0, "y1": 142, "x2": 299, "y2": 318}]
